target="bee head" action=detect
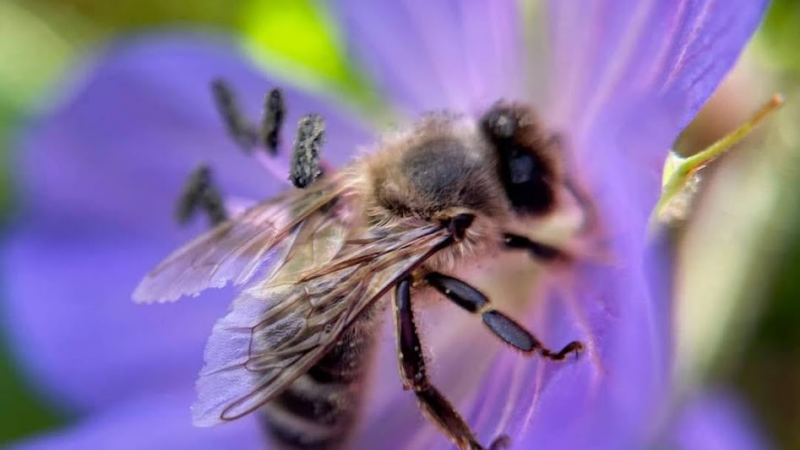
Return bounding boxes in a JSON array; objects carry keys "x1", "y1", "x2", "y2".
[
  {"x1": 480, "y1": 102, "x2": 592, "y2": 247},
  {"x1": 480, "y1": 103, "x2": 562, "y2": 215}
]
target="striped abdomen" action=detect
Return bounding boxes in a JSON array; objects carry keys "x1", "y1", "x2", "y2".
[{"x1": 260, "y1": 310, "x2": 380, "y2": 450}]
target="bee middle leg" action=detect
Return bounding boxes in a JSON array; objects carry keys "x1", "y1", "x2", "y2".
[
  {"x1": 394, "y1": 278, "x2": 509, "y2": 450},
  {"x1": 425, "y1": 272, "x2": 583, "y2": 360}
]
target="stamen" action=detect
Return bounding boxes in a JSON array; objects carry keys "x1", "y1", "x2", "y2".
[
  {"x1": 290, "y1": 114, "x2": 325, "y2": 189},
  {"x1": 261, "y1": 88, "x2": 286, "y2": 155},
  {"x1": 653, "y1": 93, "x2": 784, "y2": 224},
  {"x1": 176, "y1": 164, "x2": 228, "y2": 226},
  {"x1": 211, "y1": 78, "x2": 257, "y2": 151}
]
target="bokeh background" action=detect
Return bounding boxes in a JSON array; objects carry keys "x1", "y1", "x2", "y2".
[{"x1": 0, "y1": 0, "x2": 798, "y2": 448}]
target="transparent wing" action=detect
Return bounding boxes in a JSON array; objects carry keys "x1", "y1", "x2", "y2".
[
  {"x1": 191, "y1": 224, "x2": 452, "y2": 426},
  {"x1": 133, "y1": 178, "x2": 350, "y2": 303}
]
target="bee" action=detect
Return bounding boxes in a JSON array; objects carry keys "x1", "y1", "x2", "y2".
[{"x1": 133, "y1": 80, "x2": 594, "y2": 450}]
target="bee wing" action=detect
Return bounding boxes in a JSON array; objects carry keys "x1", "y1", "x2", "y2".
[
  {"x1": 191, "y1": 224, "x2": 452, "y2": 426},
  {"x1": 133, "y1": 178, "x2": 350, "y2": 303}
]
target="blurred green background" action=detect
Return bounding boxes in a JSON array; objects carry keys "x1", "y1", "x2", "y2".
[{"x1": 0, "y1": 0, "x2": 799, "y2": 448}]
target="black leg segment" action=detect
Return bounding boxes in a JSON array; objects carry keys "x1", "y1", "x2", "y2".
[
  {"x1": 425, "y1": 272, "x2": 583, "y2": 360},
  {"x1": 394, "y1": 278, "x2": 494, "y2": 450},
  {"x1": 395, "y1": 278, "x2": 425, "y2": 387},
  {"x1": 424, "y1": 272, "x2": 488, "y2": 313},
  {"x1": 176, "y1": 165, "x2": 228, "y2": 226}
]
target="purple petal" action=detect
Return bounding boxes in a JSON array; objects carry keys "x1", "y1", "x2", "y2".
[
  {"x1": 669, "y1": 391, "x2": 773, "y2": 450},
  {"x1": 547, "y1": 0, "x2": 769, "y2": 164},
  {"x1": 482, "y1": 150, "x2": 671, "y2": 449},
  {"x1": 494, "y1": 0, "x2": 772, "y2": 446},
  {"x1": 2, "y1": 33, "x2": 371, "y2": 412},
  {"x1": 4, "y1": 389, "x2": 264, "y2": 450},
  {"x1": 17, "y1": 33, "x2": 370, "y2": 235},
  {"x1": 330, "y1": 0, "x2": 527, "y2": 115}
]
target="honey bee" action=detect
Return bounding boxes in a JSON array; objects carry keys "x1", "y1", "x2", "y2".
[{"x1": 134, "y1": 80, "x2": 594, "y2": 450}]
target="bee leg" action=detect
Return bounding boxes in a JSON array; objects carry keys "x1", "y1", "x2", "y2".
[
  {"x1": 290, "y1": 114, "x2": 325, "y2": 189},
  {"x1": 176, "y1": 164, "x2": 228, "y2": 226},
  {"x1": 394, "y1": 278, "x2": 490, "y2": 450},
  {"x1": 425, "y1": 272, "x2": 583, "y2": 360},
  {"x1": 502, "y1": 233, "x2": 565, "y2": 263},
  {"x1": 211, "y1": 78, "x2": 258, "y2": 151}
]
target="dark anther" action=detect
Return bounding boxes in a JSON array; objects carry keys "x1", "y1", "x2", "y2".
[
  {"x1": 176, "y1": 164, "x2": 228, "y2": 226},
  {"x1": 261, "y1": 88, "x2": 285, "y2": 155},
  {"x1": 503, "y1": 233, "x2": 563, "y2": 262},
  {"x1": 211, "y1": 78, "x2": 257, "y2": 151},
  {"x1": 445, "y1": 213, "x2": 475, "y2": 240},
  {"x1": 290, "y1": 114, "x2": 325, "y2": 189}
]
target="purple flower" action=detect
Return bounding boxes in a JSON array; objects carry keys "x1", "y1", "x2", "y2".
[
  {"x1": 2, "y1": 1, "x2": 767, "y2": 449},
  {"x1": 669, "y1": 391, "x2": 773, "y2": 450}
]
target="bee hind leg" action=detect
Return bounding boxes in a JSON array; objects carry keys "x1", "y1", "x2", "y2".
[
  {"x1": 425, "y1": 272, "x2": 583, "y2": 360},
  {"x1": 176, "y1": 164, "x2": 228, "y2": 227},
  {"x1": 395, "y1": 278, "x2": 502, "y2": 450}
]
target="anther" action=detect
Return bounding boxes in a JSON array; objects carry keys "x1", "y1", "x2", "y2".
[
  {"x1": 261, "y1": 88, "x2": 285, "y2": 155},
  {"x1": 176, "y1": 164, "x2": 228, "y2": 226},
  {"x1": 211, "y1": 78, "x2": 257, "y2": 151},
  {"x1": 290, "y1": 114, "x2": 325, "y2": 189}
]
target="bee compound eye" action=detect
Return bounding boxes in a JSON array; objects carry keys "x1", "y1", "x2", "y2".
[
  {"x1": 508, "y1": 149, "x2": 542, "y2": 185},
  {"x1": 499, "y1": 147, "x2": 553, "y2": 214}
]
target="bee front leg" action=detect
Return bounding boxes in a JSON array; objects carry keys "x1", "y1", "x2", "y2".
[
  {"x1": 176, "y1": 164, "x2": 228, "y2": 227},
  {"x1": 425, "y1": 272, "x2": 583, "y2": 360},
  {"x1": 394, "y1": 278, "x2": 508, "y2": 450}
]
